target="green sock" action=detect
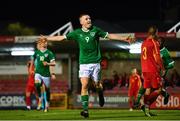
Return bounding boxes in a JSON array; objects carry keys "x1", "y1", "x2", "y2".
[
  {"x1": 35, "y1": 83, "x2": 41, "y2": 97},
  {"x1": 161, "y1": 89, "x2": 168, "y2": 97},
  {"x1": 81, "y1": 95, "x2": 89, "y2": 111},
  {"x1": 137, "y1": 87, "x2": 145, "y2": 103}
]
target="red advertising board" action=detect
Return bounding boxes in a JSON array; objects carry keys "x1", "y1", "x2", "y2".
[
  {"x1": 0, "y1": 36, "x2": 15, "y2": 43},
  {"x1": 135, "y1": 32, "x2": 176, "y2": 39},
  {"x1": 151, "y1": 94, "x2": 180, "y2": 109}
]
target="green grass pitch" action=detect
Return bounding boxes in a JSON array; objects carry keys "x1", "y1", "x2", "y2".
[{"x1": 0, "y1": 109, "x2": 179, "y2": 120}]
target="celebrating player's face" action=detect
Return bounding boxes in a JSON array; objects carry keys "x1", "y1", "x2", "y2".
[{"x1": 80, "y1": 15, "x2": 92, "y2": 29}]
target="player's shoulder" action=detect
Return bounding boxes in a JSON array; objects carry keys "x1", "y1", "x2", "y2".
[
  {"x1": 34, "y1": 49, "x2": 39, "y2": 54},
  {"x1": 92, "y1": 25, "x2": 101, "y2": 30},
  {"x1": 46, "y1": 49, "x2": 54, "y2": 54},
  {"x1": 143, "y1": 38, "x2": 153, "y2": 45},
  {"x1": 73, "y1": 28, "x2": 82, "y2": 33}
]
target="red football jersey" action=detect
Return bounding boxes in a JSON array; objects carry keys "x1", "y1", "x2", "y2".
[
  {"x1": 129, "y1": 74, "x2": 141, "y2": 90},
  {"x1": 141, "y1": 38, "x2": 161, "y2": 72}
]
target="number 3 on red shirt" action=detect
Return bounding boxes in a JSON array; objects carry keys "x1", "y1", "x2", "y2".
[{"x1": 142, "y1": 47, "x2": 147, "y2": 60}]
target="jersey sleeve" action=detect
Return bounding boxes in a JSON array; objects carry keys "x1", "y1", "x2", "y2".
[
  {"x1": 31, "y1": 51, "x2": 37, "y2": 61},
  {"x1": 96, "y1": 26, "x2": 108, "y2": 39},
  {"x1": 65, "y1": 30, "x2": 77, "y2": 41},
  {"x1": 49, "y1": 51, "x2": 55, "y2": 62}
]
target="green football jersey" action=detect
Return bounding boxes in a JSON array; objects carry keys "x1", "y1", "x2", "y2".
[
  {"x1": 160, "y1": 47, "x2": 174, "y2": 69},
  {"x1": 32, "y1": 49, "x2": 55, "y2": 77},
  {"x1": 66, "y1": 26, "x2": 108, "y2": 64}
]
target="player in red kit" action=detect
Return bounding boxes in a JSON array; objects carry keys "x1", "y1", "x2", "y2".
[
  {"x1": 128, "y1": 68, "x2": 142, "y2": 111},
  {"x1": 25, "y1": 61, "x2": 38, "y2": 110},
  {"x1": 141, "y1": 26, "x2": 165, "y2": 117}
]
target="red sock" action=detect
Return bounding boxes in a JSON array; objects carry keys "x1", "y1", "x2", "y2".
[
  {"x1": 144, "y1": 95, "x2": 149, "y2": 105},
  {"x1": 148, "y1": 91, "x2": 159, "y2": 105},
  {"x1": 144, "y1": 91, "x2": 159, "y2": 105},
  {"x1": 129, "y1": 97, "x2": 133, "y2": 108},
  {"x1": 26, "y1": 96, "x2": 31, "y2": 106}
]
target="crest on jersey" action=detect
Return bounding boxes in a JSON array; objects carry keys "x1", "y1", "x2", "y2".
[
  {"x1": 90, "y1": 32, "x2": 95, "y2": 37},
  {"x1": 45, "y1": 54, "x2": 48, "y2": 57}
]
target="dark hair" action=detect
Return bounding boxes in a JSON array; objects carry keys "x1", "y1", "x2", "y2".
[
  {"x1": 148, "y1": 25, "x2": 158, "y2": 38},
  {"x1": 158, "y1": 36, "x2": 165, "y2": 49}
]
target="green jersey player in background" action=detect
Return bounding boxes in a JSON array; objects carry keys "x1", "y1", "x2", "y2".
[
  {"x1": 30, "y1": 38, "x2": 56, "y2": 112},
  {"x1": 43, "y1": 13, "x2": 134, "y2": 118}
]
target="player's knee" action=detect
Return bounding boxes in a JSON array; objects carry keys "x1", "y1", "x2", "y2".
[
  {"x1": 26, "y1": 92, "x2": 31, "y2": 97},
  {"x1": 145, "y1": 88, "x2": 151, "y2": 95},
  {"x1": 35, "y1": 80, "x2": 40, "y2": 84},
  {"x1": 81, "y1": 83, "x2": 88, "y2": 90}
]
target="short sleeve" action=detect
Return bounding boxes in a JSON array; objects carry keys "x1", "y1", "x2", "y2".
[
  {"x1": 96, "y1": 26, "x2": 108, "y2": 39},
  {"x1": 49, "y1": 51, "x2": 55, "y2": 62},
  {"x1": 66, "y1": 31, "x2": 77, "y2": 41}
]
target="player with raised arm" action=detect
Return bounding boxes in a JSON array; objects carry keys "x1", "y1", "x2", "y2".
[{"x1": 43, "y1": 13, "x2": 134, "y2": 118}]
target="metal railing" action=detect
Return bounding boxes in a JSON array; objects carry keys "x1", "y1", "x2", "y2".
[
  {"x1": 167, "y1": 21, "x2": 180, "y2": 33},
  {"x1": 49, "y1": 22, "x2": 73, "y2": 36}
]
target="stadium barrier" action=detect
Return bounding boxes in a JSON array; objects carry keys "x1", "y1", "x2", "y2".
[{"x1": 50, "y1": 93, "x2": 68, "y2": 109}]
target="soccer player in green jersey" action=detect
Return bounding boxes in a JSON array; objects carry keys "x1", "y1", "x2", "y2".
[
  {"x1": 30, "y1": 38, "x2": 56, "y2": 112},
  {"x1": 43, "y1": 14, "x2": 134, "y2": 118}
]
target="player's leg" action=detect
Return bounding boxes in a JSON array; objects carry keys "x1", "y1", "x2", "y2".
[
  {"x1": 79, "y1": 64, "x2": 90, "y2": 118},
  {"x1": 128, "y1": 96, "x2": 133, "y2": 111},
  {"x1": 40, "y1": 84, "x2": 45, "y2": 111},
  {"x1": 134, "y1": 87, "x2": 145, "y2": 108},
  {"x1": 142, "y1": 88, "x2": 151, "y2": 117},
  {"x1": 25, "y1": 86, "x2": 31, "y2": 110},
  {"x1": 42, "y1": 77, "x2": 51, "y2": 112},
  {"x1": 161, "y1": 88, "x2": 170, "y2": 105},
  {"x1": 92, "y1": 63, "x2": 104, "y2": 107},
  {"x1": 161, "y1": 70, "x2": 170, "y2": 105},
  {"x1": 144, "y1": 73, "x2": 162, "y2": 116},
  {"x1": 141, "y1": 72, "x2": 152, "y2": 117},
  {"x1": 32, "y1": 86, "x2": 39, "y2": 108},
  {"x1": 80, "y1": 77, "x2": 89, "y2": 118},
  {"x1": 34, "y1": 74, "x2": 42, "y2": 110}
]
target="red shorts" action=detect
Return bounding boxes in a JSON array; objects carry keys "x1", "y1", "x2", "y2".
[
  {"x1": 26, "y1": 85, "x2": 36, "y2": 93},
  {"x1": 128, "y1": 88, "x2": 139, "y2": 98},
  {"x1": 143, "y1": 72, "x2": 162, "y2": 89}
]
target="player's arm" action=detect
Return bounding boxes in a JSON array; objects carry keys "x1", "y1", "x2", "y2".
[
  {"x1": 43, "y1": 59, "x2": 56, "y2": 66},
  {"x1": 40, "y1": 35, "x2": 66, "y2": 41},
  {"x1": 128, "y1": 77, "x2": 132, "y2": 90},
  {"x1": 107, "y1": 34, "x2": 135, "y2": 43},
  {"x1": 152, "y1": 41, "x2": 165, "y2": 72},
  {"x1": 29, "y1": 60, "x2": 34, "y2": 75},
  {"x1": 137, "y1": 75, "x2": 142, "y2": 88},
  {"x1": 49, "y1": 60, "x2": 56, "y2": 80},
  {"x1": 46, "y1": 35, "x2": 66, "y2": 41}
]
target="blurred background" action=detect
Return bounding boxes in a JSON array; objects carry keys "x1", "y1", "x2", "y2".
[{"x1": 0, "y1": 0, "x2": 180, "y2": 109}]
